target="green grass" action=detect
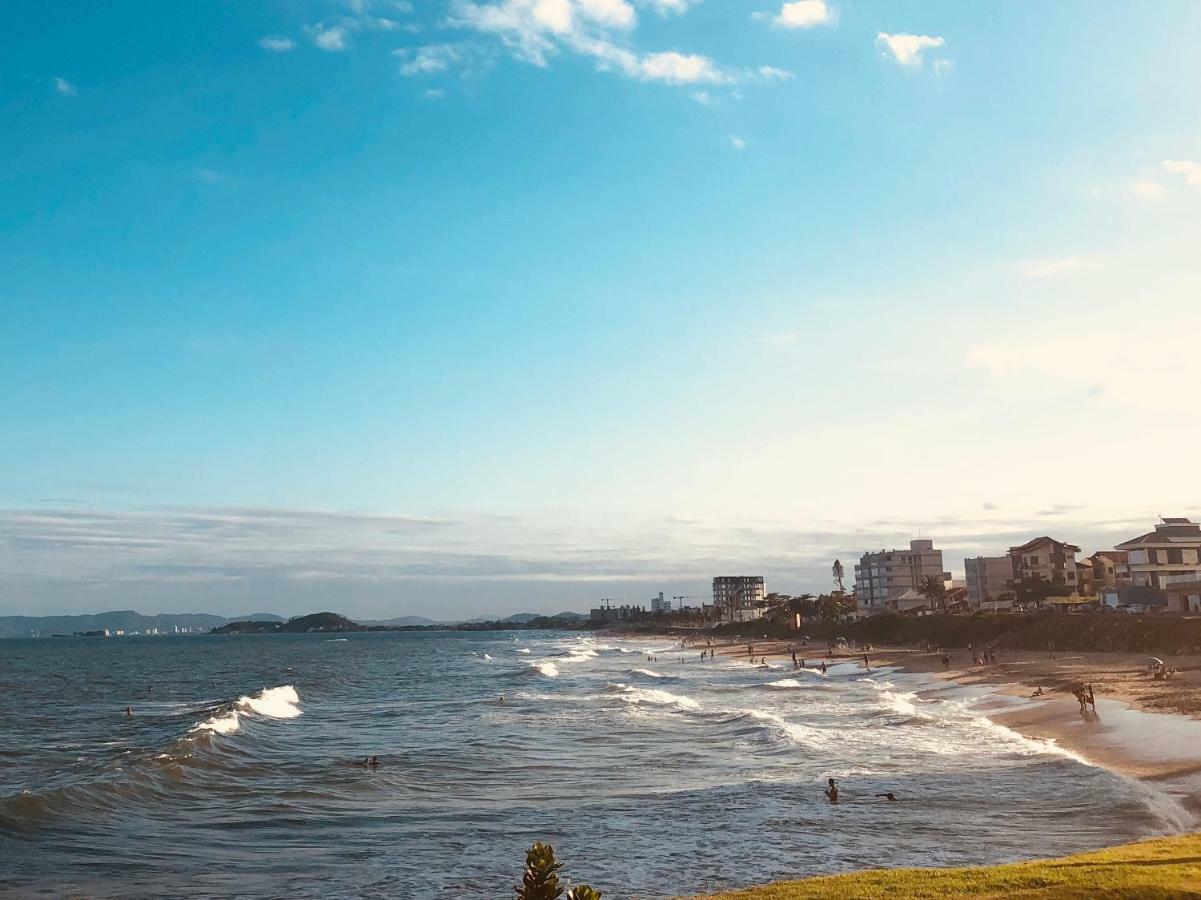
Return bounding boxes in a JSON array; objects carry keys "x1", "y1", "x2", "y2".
[{"x1": 684, "y1": 833, "x2": 1201, "y2": 899}]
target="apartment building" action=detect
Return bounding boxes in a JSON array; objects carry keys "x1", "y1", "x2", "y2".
[
  {"x1": 1114, "y1": 517, "x2": 1201, "y2": 589},
  {"x1": 964, "y1": 555, "x2": 1012, "y2": 608},
  {"x1": 853, "y1": 540, "x2": 950, "y2": 615},
  {"x1": 1007, "y1": 536, "x2": 1082, "y2": 592},
  {"x1": 1088, "y1": 551, "x2": 1131, "y2": 590},
  {"x1": 712, "y1": 576, "x2": 766, "y2": 623}
]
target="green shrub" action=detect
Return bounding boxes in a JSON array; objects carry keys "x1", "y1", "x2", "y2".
[{"x1": 515, "y1": 842, "x2": 602, "y2": 900}]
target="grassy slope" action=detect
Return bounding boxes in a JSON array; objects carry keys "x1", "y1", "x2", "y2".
[{"x1": 686, "y1": 833, "x2": 1201, "y2": 899}]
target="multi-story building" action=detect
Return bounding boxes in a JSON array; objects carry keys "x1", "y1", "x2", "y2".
[
  {"x1": 1006, "y1": 536, "x2": 1082, "y2": 593},
  {"x1": 1075, "y1": 560, "x2": 1095, "y2": 596},
  {"x1": 649, "y1": 592, "x2": 672, "y2": 615},
  {"x1": 964, "y1": 556, "x2": 1012, "y2": 608},
  {"x1": 853, "y1": 540, "x2": 950, "y2": 615},
  {"x1": 1088, "y1": 551, "x2": 1131, "y2": 590},
  {"x1": 1115, "y1": 517, "x2": 1201, "y2": 589},
  {"x1": 712, "y1": 576, "x2": 765, "y2": 623},
  {"x1": 588, "y1": 601, "x2": 646, "y2": 625}
]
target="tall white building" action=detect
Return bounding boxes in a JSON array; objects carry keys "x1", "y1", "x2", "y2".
[
  {"x1": 853, "y1": 540, "x2": 950, "y2": 614},
  {"x1": 712, "y1": 576, "x2": 765, "y2": 623},
  {"x1": 650, "y1": 592, "x2": 672, "y2": 614}
]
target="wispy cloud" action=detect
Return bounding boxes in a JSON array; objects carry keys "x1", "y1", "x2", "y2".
[
  {"x1": 259, "y1": 35, "x2": 297, "y2": 52},
  {"x1": 1128, "y1": 178, "x2": 1167, "y2": 201},
  {"x1": 309, "y1": 23, "x2": 350, "y2": 50},
  {"x1": 396, "y1": 43, "x2": 464, "y2": 76},
  {"x1": 1018, "y1": 256, "x2": 1085, "y2": 280},
  {"x1": 875, "y1": 32, "x2": 945, "y2": 68},
  {"x1": 449, "y1": 0, "x2": 771, "y2": 86},
  {"x1": 730, "y1": 134, "x2": 746, "y2": 150},
  {"x1": 54, "y1": 76, "x2": 77, "y2": 96},
  {"x1": 194, "y1": 168, "x2": 231, "y2": 186},
  {"x1": 1162, "y1": 159, "x2": 1201, "y2": 190}
]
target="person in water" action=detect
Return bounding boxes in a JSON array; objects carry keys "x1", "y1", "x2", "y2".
[
  {"x1": 124, "y1": 706, "x2": 133, "y2": 717},
  {"x1": 875, "y1": 792, "x2": 898, "y2": 802},
  {"x1": 1031, "y1": 685, "x2": 1045, "y2": 697},
  {"x1": 824, "y1": 778, "x2": 839, "y2": 804},
  {"x1": 368, "y1": 756, "x2": 380, "y2": 767}
]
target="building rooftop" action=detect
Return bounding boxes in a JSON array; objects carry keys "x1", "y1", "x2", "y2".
[
  {"x1": 1007, "y1": 536, "x2": 1083, "y2": 554},
  {"x1": 1115, "y1": 518, "x2": 1201, "y2": 548}
]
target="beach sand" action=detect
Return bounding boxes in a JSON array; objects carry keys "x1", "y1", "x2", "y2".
[{"x1": 691, "y1": 635, "x2": 1201, "y2": 799}]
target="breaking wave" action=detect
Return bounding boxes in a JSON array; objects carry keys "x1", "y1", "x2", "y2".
[{"x1": 191, "y1": 685, "x2": 301, "y2": 736}]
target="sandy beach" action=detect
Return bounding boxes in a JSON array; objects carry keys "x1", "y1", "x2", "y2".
[{"x1": 691, "y1": 634, "x2": 1201, "y2": 803}]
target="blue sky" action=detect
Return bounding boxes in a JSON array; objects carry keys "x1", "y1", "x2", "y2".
[{"x1": 3, "y1": 1, "x2": 1200, "y2": 618}]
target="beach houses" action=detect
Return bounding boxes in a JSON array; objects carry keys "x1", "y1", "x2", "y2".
[
  {"x1": 1114, "y1": 517, "x2": 1201, "y2": 589},
  {"x1": 1006, "y1": 536, "x2": 1082, "y2": 595}
]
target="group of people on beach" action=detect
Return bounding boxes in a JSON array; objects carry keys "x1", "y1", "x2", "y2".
[
  {"x1": 967, "y1": 642, "x2": 998, "y2": 666},
  {"x1": 1072, "y1": 682, "x2": 1097, "y2": 715}
]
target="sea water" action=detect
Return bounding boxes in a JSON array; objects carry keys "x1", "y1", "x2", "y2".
[{"x1": 0, "y1": 631, "x2": 1189, "y2": 898}]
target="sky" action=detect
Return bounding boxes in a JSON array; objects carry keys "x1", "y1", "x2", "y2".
[{"x1": 3, "y1": 0, "x2": 1201, "y2": 619}]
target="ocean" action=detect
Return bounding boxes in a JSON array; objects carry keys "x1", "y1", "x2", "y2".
[{"x1": 0, "y1": 631, "x2": 1190, "y2": 898}]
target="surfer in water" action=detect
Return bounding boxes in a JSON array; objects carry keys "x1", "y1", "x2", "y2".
[
  {"x1": 824, "y1": 778, "x2": 839, "y2": 804},
  {"x1": 124, "y1": 706, "x2": 133, "y2": 717},
  {"x1": 875, "y1": 792, "x2": 899, "y2": 802}
]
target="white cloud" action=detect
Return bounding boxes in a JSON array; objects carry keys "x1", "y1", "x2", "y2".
[
  {"x1": 258, "y1": 35, "x2": 297, "y2": 52},
  {"x1": 310, "y1": 23, "x2": 350, "y2": 50},
  {"x1": 424, "y1": 88, "x2": 448, "y2": 99},
  {"x1": 54, "y1": 76, "x2": 77, "y2": 96},
  {"x1": 396, "y1": 43, "x2": 464, "y2": 76},
  {"x1": 691, "y1": 90, "x2": 714, "y2": 105},
  {"x1": 730, "y1": 134, "x2": 746, "y2": 150},
  {"x1": 1162, "y1": 159, "x2": 1201, "y2": 190},
  {"x1": 1018, "y1": 257, "x2": 1085, "y2": 280},
  {"x1": 758, "y1": 65, "x2": 794, "y2": 81},
  {"x1": 194, "y1": 168, "x2": 230, "y2": 185},
  {"x1": 639, "y1": 0, "x2": 699, "y2": 15},
  {"x1": 452, "y1": 0, "x2": 739, "y2": 85},
  {"x1": 771, "y1": 0, "x2": 833, "y2": 29},
  {"x1": 875, "y1": 32, "x2": 945, "y2": 68},
  {"x1": 932, "y1": 58, "x2": 953, "y2": 76},
  {"x1": 1128, "y1": 178, "x2": 1167, "y2": 201}
]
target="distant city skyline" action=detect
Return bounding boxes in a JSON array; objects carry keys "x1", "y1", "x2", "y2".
[{"x1": 3, "y1": 1, "x2": 1200, "y2": 617}]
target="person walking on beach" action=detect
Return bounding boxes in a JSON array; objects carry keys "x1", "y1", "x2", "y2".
[
  {"x1": 863, "y1": 654, "x2": 870, "y2": 671},
  {"x1": 824, "y1": 778, "x2": 839, "y2": 804},
  {"x1": 1086, "y1": 683, "x2": 1096, "y2": 712},
  {"x1": 820, "y1": 660, "x2": 827, "y2": 674}
]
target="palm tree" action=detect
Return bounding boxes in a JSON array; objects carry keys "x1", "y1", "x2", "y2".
[{"x1": 918, "y1": 575, "x2": 948, "y2": 613}]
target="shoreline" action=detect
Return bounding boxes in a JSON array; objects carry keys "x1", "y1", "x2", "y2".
[{"x1": 686, "y1": 634, "x2": 1201, "y2": 810}]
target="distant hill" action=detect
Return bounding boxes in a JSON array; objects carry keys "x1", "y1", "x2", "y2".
[
  {"x1": 0, "y1": 610, "x2": 284, "y2": 638},
  {"x1": 363, "y1": 615, "x2": 446, "y2": 627},
  {"x1": 212, "y1": 612, "x2": 362, "y2": 635}
]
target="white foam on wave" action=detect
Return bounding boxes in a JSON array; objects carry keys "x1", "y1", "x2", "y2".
[
  {"x1": 765, "y1": 678, "x2": 803, "y2": 689},
  {"x1": 610, "y1": 683, "x2": 700, "y2": 711},
  {"x1": 744, "y1": 709, "x2": 825, "y2": 747},
  {"x1": 517, "y1": 648, "x2": 531, "y2": 654},
  {"x1": 632, "y1": 668, "x2": 664, "y2": 679},
  {"x1": 561, "y1": 648, "x2": 599, "y2": 664},
  {"x1": 190, "y1": 685, "x2": 301, "y2": 735},
  {"x1": 483, "y1": 653, "x2": 493, "y2": 662},
  {"x1": 530, "y1": 661, "x2": 560, "y2": 678}
]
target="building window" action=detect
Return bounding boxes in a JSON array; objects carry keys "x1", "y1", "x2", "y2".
[{"x1": 1167, "y1": 549, "x2": 1183, "y2": 565}]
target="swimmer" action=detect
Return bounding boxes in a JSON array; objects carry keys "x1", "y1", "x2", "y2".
[
  {"x1": 368, "y1": 756, "x2": 380, "y2": 767},
  {"x1": 498, "y1": 695, "x2": 505, "y2": 705},
  {"x1": 875, "y1": 792, "x2": 898, "y2": 802},
  {"x1": 824, "y1": 778, "x2": 839, "y2": 804},
  {"x1": 124, "y1": 706, "x2": 133, "y2": 717}
]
